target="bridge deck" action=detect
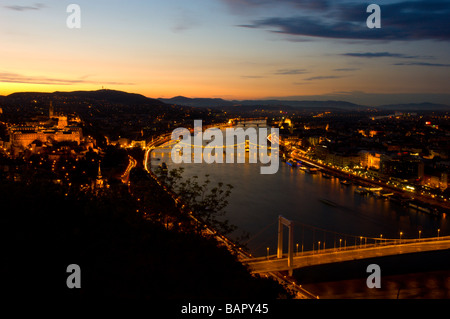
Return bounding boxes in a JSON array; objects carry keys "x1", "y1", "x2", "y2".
[{"x1": 243, "y1": 237, "x2": 450, "y2": 273}]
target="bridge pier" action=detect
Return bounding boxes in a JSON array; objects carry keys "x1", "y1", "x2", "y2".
[{"x1": 277, "y1": 215, "x2": 294, "y2": 276}]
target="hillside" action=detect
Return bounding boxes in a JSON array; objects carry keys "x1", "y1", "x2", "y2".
[
  {"x1": 0, "y1": 89, "x2": 210, "y2": 142},
  {"x1": 159, "y1": 96, "x2": 234, "y2": 108},
  {"x1": 5, "y1": 89, "x2": 167, "y2": 108},
  {"x1": 159, "y1": 96, "x2": 449, "y2": 111}
]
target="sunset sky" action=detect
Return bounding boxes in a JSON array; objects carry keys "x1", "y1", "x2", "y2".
[{"x1": 1, "y1": 0, "x2": 450, "y2": 105}]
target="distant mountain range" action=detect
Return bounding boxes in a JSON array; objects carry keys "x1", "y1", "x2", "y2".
[
  {"x1": 158, "y1": 96, "x2": 363, "y2": 109},
  {"x1": 375, "y1": 102, "x2": 450, "y2": 111},
  {"x1": 0, "y1": 90, "x2": 448, "y2": 112},
  {"x1": 159, "y1": 96, "x2": 450, "y2": 111}
]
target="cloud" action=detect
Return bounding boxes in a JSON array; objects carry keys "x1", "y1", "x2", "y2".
[
  {"x1": 170, "y1": 8, "x2": 200, "y2": 33},
  {"x1": 4, "y1": 3, "x2": 45, "y2": 11},
  {"x1": 393, "y1": 62, "x2": 450, "y2": 67},
  {"x1": 0, "y1": 72, "x2": 134, "y2": 86},
  {"x1": 233, "y1": 0, "x2": 450, "y2": 41},
  {"x1": 274, "y1": 69, "x2": 309, "y2": 75},
  {"x1": 242, "y1": 15, "x2": 380, "y2": 40},
  {"x1": 333, "y1": 68, "x2": 360, "y2": 72},
  {"x1": 304, "y1": 75, "x2": 345, "y2": 81},
  {"x1": 341, "y1": 52, "x2": 423, "y2": 59},
  {"x1": 221, "y1": 0, "x2": 331, "y2": 14},
  {"x1": 241, "y1": 75, "x2": 265, "y2": 79}
]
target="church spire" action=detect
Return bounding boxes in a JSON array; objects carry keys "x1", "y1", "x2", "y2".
[
  {"x1": 97, "y1": 161, "x2": 102, "y2": 179},
  {"x1": 49, "y1": 101, "x2": 54, "y2": 118},
  {"x1": 96, "y1": 161, "x2": 104, "y2": 188}
]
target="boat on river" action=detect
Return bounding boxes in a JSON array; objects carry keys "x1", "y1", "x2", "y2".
[
  {"x1": 286, "y1": 159, "x2": 296, "y2": 167},
  {"x1": 319, "y1": 198, "x2": 339, "y2": 207},
  {"x1": 355, "y1": 187, "x2": 367, "y2": 195},
  {"x1": 408, "y1": 200, "x2": 438, "y2": 215},
  {"x1": 306, "y1": 168, "x2": 319, "y2": 174}
]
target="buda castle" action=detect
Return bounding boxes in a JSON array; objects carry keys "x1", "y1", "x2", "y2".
[{"x1": 9, "y1": 102, "x2": 83, "y2": 150}]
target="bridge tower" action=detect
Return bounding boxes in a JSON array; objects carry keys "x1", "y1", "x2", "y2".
[{"x1": 277, "y1": 215, "x2": 294, "y2": 276}]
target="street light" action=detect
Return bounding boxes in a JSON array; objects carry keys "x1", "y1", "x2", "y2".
[
  {"x1": 438, "y1": 229, "x2": 440, "y2": 239},
  {"x1": 339, "y1": 238, "x2": 342, "y2": 250},
  {"x1": 266, "y1": 247, "x2": 270, "y2": 259},
  {"x1": 400, "y1": 232, "x2": 403, "y2": 243},
  {"x1": 296, "y1": 243, "x2": 299, "y2": 256},
  {"x1": 419, "y1": 230, "x2": 422, "y2": 239},
  {"x1": 318, "y1": 241, "x2": 321, "y2": 253}
]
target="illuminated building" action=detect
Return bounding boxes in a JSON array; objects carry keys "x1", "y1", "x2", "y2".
[
  {"x1": 9, "y1": 103, "x2": 83, "y2": 150},
  {"x1": 360, "y1": 151, "x2": 382, "y2": 170},
  {"x1": 10, "y1": 125, "x2": 82, "y2": 148}
]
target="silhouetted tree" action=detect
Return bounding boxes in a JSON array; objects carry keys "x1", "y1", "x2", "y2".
[{"x1": 155, "y1": 167, "x2": 236, "y2": 236}]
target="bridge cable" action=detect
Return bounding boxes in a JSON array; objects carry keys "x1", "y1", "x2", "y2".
[{"x1": 244, "y1": 220, "x2": 278, "y2": 245}]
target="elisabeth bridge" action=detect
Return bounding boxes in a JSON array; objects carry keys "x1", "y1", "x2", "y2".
[{"x1": 240, "y1": 215, "x2": 450, "y2": 276}]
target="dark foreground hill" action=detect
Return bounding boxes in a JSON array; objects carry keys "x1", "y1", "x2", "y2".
[{"x1": 1, "y1": 176, "x2": 290, "y2": 301}]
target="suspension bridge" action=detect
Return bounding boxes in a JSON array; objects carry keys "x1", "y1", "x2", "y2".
[
  {"x1": 146, "y1": 139, "x2": 276, "y2": 150},
  {"x1": 241, "y1": 215, "x2": 450, "y2": 276},
  {"x1": 143, "y1": 128, "x2": 278, "y2": 172}
]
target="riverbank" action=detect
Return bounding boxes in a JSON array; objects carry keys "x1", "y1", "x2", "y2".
[{"x1": 289, "y1": 151, "x2": 450, "y2": 215}]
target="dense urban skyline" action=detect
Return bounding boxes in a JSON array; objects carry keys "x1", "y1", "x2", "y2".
[{"x1": 1, "y1": 0, "x2": 450, "y2": 105}]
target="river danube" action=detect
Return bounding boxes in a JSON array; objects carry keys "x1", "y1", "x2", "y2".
[{"x1": 150, "y1": 149, "x2": 449, "y2": 256}]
